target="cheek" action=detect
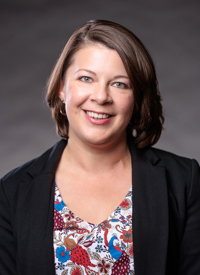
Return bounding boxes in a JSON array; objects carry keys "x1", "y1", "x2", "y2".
[
  {"x1": 64, "y1": 82, "x2": 77, "y2": 104},
  {"x1": 119, "y1": 94, "x2": 134, "y2": 116},
  {"x1": 64, "y1": 83, "x2": 88, "y2": 113}
]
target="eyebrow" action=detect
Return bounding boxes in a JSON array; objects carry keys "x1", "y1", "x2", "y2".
[
  {"x1": 112, "y1": 75, "x2": 129, "y2": 80},
  {"x1": 75, "y1": 69, "x2": 96, "y2": 75},
  {"x1": 75, "y1": 69, "x2": 129, "y2": 80}
]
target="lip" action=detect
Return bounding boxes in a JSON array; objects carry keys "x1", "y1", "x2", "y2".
[{"x1": 83, "y1": 110, "x2": 113, "y2": 125}]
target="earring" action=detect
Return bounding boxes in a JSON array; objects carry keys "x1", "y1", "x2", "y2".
[{"x1": 60, "y1": 101, "x2": 66, "y2": 116}]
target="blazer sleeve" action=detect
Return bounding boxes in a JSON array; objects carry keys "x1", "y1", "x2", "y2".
[
  {"x1": 0, "y1": 178, "x2": 17, "y2": 275},
  {"x1": 178, "y1": 159, "x2": 200, "y2": 274}
]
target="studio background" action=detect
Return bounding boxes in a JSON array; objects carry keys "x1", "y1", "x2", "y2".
[{"x1": 0, "y1": 0, "x2": 199, "y2": 176}]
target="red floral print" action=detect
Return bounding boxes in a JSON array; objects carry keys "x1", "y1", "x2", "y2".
[
  {"x1": 65, "y1": 221, "x2": 78, "y2": 230},
  {"x1": 120, "y1": 199, "x2": 131, "y2": 210},
  {"x1": 99, "y1": 220, "x2": 111, "y2": 231},
  {"x1": 120, "y1": 230, "x2": 133, "y2": 243},
  {"x1": 65, "y1": 210, "x2": 75, "y2": 221},
  {"x1": 97, "y1": 258, "x2": 111, "y2": 274},
  {"x1": 71, "y1": 266, "x2": 83, "y2": 275}
]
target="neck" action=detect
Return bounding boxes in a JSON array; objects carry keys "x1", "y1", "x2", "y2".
[{"x1": 61, "y1": 134, "x2": 131, "y2": 175}]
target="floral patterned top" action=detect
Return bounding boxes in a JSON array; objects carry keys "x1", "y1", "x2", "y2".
[{"x1": 54, "y1": 183, "x2": 134, "y2": 275}]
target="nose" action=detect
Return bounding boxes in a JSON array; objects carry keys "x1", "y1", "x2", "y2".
[{"x1": 90, "y1": 83, "x2": 112, "y2": 105}]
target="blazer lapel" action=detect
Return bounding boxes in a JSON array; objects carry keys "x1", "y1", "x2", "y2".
[
  {"x1": 17, "y1": 174, "x2": 55, "y2": 274},
  {"x1": 17, "y1": 139, "x2": 67, "y2": 274},
  {"x1": 129, "y1": 142, "x2": 169, "y2": 275}
]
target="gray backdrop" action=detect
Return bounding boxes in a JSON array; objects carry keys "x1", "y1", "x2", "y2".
[{"x1": 0, "y1": 0, "x2": 199, "y2": 176}]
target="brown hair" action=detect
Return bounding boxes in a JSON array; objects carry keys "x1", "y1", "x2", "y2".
[{"x1": 46, "y1": 19, "x2": 164, "y2": 148}]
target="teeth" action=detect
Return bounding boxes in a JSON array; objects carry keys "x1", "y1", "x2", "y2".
[{"x1": 86, "y1": 111, "x2": 110, "y2": 119}]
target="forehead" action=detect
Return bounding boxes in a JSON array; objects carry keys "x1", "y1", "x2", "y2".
[{"x1": 67, "y1": 43, "x2": 128, "y2": 75}]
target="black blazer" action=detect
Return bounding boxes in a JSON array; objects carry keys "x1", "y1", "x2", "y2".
[{"x1": 0, "y1": 139, "x2": 200, "y2": 275}]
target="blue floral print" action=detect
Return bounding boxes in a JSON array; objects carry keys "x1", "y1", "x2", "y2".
[
  {"x1": 95, "y1": 236, "x2": 103, "y2": 243},
  {"x1": 54, "y1": 200, "x2": 65, "y2": 211},
  {"x1": 95, "y1": 244, "x2": 103, "y2": 253},
  {"x1": 115, "y1": 206, "x2": 121, "y2": 214},
  {"x1": 56, "y1": 246, "x2": 70, "y2": 263},
  {"x1": 57, "y1": 262, "x2": 65, "y2": 270}
]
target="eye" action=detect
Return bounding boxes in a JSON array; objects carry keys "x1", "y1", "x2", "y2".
[
  {"x1": 79, "y1": 76, "x2": 92, "y2": 82},
  {"x1": 113, "y1": 82, "x2": 128, "y2": 89}
]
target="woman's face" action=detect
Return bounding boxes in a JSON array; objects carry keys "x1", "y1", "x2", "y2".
[{"x1": 59, "y1": 43, "x2": 134, "y2": 148}]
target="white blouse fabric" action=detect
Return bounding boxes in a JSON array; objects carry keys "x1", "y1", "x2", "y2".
[{"x1": 53, "y1": 183, "x2": 134, "y2": 275}]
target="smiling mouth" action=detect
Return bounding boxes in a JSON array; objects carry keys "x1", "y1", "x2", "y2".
[{"x1": 85, "y1": 111, "x2": 111, "y2": 119}]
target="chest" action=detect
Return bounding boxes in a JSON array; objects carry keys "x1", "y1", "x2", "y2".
[{"x1": 55, "y1": 168, "x2": 132, "y2": 225}]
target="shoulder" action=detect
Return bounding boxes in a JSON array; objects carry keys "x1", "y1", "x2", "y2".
[
  {"x1": 0, "y1": 139, "x2": 67, "y2": 197},
  {"x1": 130, "y1": 137, "x2": 200, "y2": 196},
  {"x1": 152, "y1": 146, "x2": 199, "y2": 180},
  {"x1": 152, "y1": 147, "x2": 200, "y2": 180},
  {"x1": 152, "y1": 146, "x2": 198, "y2": 170},
  {"x1": 129, "y1": 135, "x2": 199, "y2": 174},
  {"x1": 151, "y1": 147, "x2": 200, "y2": 199},
  {"x1": 1, "y1": 145, "x2": 53, "y2": 183}
]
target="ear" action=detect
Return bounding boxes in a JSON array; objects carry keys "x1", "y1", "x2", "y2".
[{"x1": 59, "y1": 81, "x2": 65, "y2": 102}]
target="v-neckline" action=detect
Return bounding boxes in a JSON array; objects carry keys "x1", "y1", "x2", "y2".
[{"x1": 54, "y1": 183, "x2": 132, "y2": 227}]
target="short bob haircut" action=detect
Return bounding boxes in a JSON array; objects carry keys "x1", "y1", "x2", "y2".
[{"x1": 46, "y1": 20, "x2": 164, "y2": 148}]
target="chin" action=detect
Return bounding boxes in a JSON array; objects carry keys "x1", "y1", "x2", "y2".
[
  {"x1": 84, "y1": 133, "x2": 125, "y2": 148},
  {"x1": 86, "y1": 137, "x2": 111, "y2": 146}
]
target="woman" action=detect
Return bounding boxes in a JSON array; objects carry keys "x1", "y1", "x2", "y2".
[{"x1": 0, "y1": 20, "x2": 200, "y2": 275}]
